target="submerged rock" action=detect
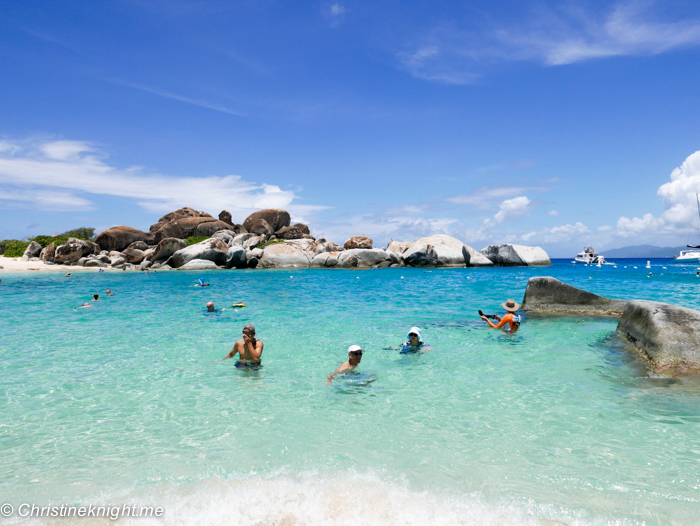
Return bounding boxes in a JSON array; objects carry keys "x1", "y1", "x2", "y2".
[
  {"x1": 522, "y1": 276, "x2": 628, "y2": 316},
  {"x1": 618, "y1": 300, "x2": 700, "y2": 373},
  {"x1": 480, "y1": 243, "x2": 551, "y2": 266}
]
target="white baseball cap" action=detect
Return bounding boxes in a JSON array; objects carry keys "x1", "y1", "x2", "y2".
[{"x1": 348, "y1": 345, "x2": 363, "y2": 353}]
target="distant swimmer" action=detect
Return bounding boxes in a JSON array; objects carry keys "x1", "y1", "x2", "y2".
[
  {"x1": 480, "y1": 298, "x2": 521, "y2": 332},
  {"x1": 91, "y1": 294, "x2": 100, "y2": 301},
  {"x1": 400, "y1": 327, "x2": 432, "y2": 353},
  {"x1": 65, "y1": 273, "x2": 72, "y2": 277},
  {"x1": 74, "y1": 303, "x2": 93, "y2": 310},
  {"x1": 196, "y1": 278, "x2": 210, "y2": 287},
  {"x1": 105, "y1": 289, "x2": 115, "y2": 296},
  {"x1": 214, "y1": 323, "x2": 264, "y2": 366},
  {"x1": 206, "y1": 301, "x2": 216, "y2": 312},
  {"x1": 327, "y1": 345, "x2": 363, "y2": 384}
]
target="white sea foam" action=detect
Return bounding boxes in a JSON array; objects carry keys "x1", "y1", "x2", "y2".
[{"x1": 14, "y1": 471, "x2": 641, "y2": 526}]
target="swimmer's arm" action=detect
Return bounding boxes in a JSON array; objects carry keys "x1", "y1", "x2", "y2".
[
  {"x1": 327, "y1": 362, "x2": 350, "y2": 384},
  {"x1": 483, "y1": 313, "x2": 511, "y2": 329},
  {"x1": 420, "y1": 344, "x2": 433, "y2": 352},
  {"x1": 214, "y1": 345, "x2": 240, "y2": 362}
]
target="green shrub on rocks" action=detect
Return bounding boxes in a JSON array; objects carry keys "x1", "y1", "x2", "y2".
[
  {"x1": 185, "y1": 236, "x2": 211, "y2": 246},
  {"x1": 0, "y1": 240, "x2": 30, "y2": 257},
  {"x1": 256, "y1": 238, "x2": 285, "y2": 249}
]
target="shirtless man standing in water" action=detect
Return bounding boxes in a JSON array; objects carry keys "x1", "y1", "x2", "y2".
[{"x1": 215, "y1": 323, "x2": 264, "y2": 366}]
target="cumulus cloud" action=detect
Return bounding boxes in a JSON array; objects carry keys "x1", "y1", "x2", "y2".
[
  {"x1": 492, "y1": 196, "x2": 532, "y2": 224},
  {"x1": 0, "y1": 139, "x2": 326, "y2": 220},
  {"x1": 448, "y1": 186, "x2": 548, "y2": 208},
  {"x1": 400, "y1": 1, "x2": 700, "y2": 83},
  {"x1": 615, "y1": 149, "x2": 700, "y2": 240},
  {"x1": 548, "y1": 210, "x2": 559, "y2": 216}
]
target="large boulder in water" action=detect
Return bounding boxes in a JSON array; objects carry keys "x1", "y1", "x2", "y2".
[
  {"x1": 150, "y1": 237, "x2": 187, "y2": 262},
  {"x1": 522, "y1": 277, "x2": 628, "y2": 316},
  {"x1": 344, "y1": 235, "x2": 373, "y2": 250},
  {"x1": 342, "y1": 249, "x2": 389, "y2": 268},
  {"x1": 243, "y1": 209, "x2": 291, "y2": 233},
  {"x1": 149, "y1": 207, "x2": 212, "y2": 234},
  {"x1": 617, "y1": 300, "x2": 700, "y2": 373},
  {"x1": 177, "y1": 259, "x2": 220, "y2": 271},
  {"x1": 402, "y1": 243, "x2": 438, "y2": 267},
  {"x1": 225, "y1": 246, "x2": 247, "y2": 269},
  {"x1": 54, "y1": 238, "x2": 100, "y2": 264},
  {"x1": 462, "y1": 245, "x2": 494, "y2": 267},
  {"x1": 258, "y1": 242, "x2": 311, "y2": 268},
  {"x1": 153, "y1": 217, "x2": 227, "y2": 243},
  {"x1": 414, "y1": 235, "x2": 467, "y2": 267},
  {"x1": 96, "y1": 226, "x2": 154, "y2": 252},
  {"x1": 480, "y1": 243, "x2": 551, "y2": 266},
  {"x1": 169, "y1": 238, "x2": 228, "y2": 268}
]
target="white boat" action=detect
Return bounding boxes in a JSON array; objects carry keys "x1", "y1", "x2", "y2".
[
  {"x1": 675, "y1": 193, "x2": 700, "y2": 261},
  {"x1": 574, "y1": 247, "x2": 612, "y2": 265}
]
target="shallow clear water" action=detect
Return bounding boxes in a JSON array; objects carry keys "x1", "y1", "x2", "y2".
[{"x1": 1, "y1": 259, "x2": 700, "y2": 525}]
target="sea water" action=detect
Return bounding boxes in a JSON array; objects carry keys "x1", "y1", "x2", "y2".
[{"x1": 1, "y1": 259, "x2": 700, "y2": 525}]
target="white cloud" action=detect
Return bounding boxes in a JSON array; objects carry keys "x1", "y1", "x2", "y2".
[
  {"x1": 0, "y1": 139, "x2": 326, "y2": 221},
  {"x1": 448, "y1": 186, "x2": 548, "y2": 208},
  {"x1": 597, "y1": 225, "x2": 612, "y2": 232},
  {"x1": 493, "y1": 196, "x2": 531, "y2": 224},
  {"x1": 615, "y1": 149, "x2": 700, "y2": 240},
  {"x1": 400, "y1": 1, "x2": 700, "y2": 83},
  {"x1": 520, "y1": 221, "x2": 590, "y2": 243},
  {"x1": 322, "y1": 2, "x2": 347, "y2": 28},
  {"x1": 548, "y1": 210, "x2": 559, "y2": 216}
]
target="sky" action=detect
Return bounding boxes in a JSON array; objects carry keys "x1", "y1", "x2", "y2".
[{"x1": 2, "y1": 0, "x2": 700, "y2": 257}]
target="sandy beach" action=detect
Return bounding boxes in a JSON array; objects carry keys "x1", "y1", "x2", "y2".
[{"x1": 0, "y1": 256, "x2": 135, "y2": 273}]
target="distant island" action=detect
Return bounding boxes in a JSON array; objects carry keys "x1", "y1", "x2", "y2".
[{"x1": 598, "y1": 245, "x2": 687, "y2": 258}]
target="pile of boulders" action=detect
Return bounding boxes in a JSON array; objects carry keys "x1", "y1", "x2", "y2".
[{"x1": 26, "y1": 206, "x2": 552, "y2": 270}]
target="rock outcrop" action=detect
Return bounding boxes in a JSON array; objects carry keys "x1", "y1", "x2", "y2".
[
  {"x1": 258, "y1": 242, "x2": 311, "y2": 268},
  {"x1": 150, "y1": 207, "x2": 212, "y2": 234},
  {"x1": 344, "y1": 235, "x2": 373, "y2": 250},
  {"x1": 402, "y1": 244, "x2": 438, "y2": 267},
  {"x1": 243, "y1": 209, "x2": 291, "y2": 233},
  {"x1": 54, "y1": 238, "x2": 100, "y2": 264},
  {"x1": 225, "y1": 246, "x2": 247, "y2": 269},
  {"x1": 617, "y1": 300, "x2": 700, "y2": 372},
  {"x1": 387, "y1": 241, "x2": 414, "y2": 254},
  {"x1": 123, "y1": 248, "x2": 146, "y2": 264},
  {"x1": 250, "y1": 218, "x2": 275, "y2": 236},
  {"x1": 480, "y1": 244, "x2": 551, "y2": 266},
  {"x1": 462, "y1": 245, "x2": 494, "y2": 267},
  {"x1": 169, "y1": 238, "x2": 228, "y2": 268},
  {"x1": 39, "y1": 242, "x2": 55, "y2": 262},
  {"x1": 96, "y1": 226, "x2": 154, "y2": 252},
  {"x1": 22, "y1": 241, "x2": 43, "y2": 260},
  {"x1": 150, "y1": 238, "x2": 187, "y2": 262},
  {"x1": 342, "y1": 248, "x2": 390, "y2": 268},
  {"x1": 219, "y1": 210, "x2": 233, "y2": 225},
  {"x1": 153, "y1": 217, "x2": 227, "y2": 243},
  {"x1": 126, "y1": 240, "x2": 149, "y2": 251},
  {"x1": 277, "y1": 225, "x2": 304, "y2": 240},
  {"x1": 414, "y1": 235, "x2": 466, "y2": 267},
  {"x1": 521, "y1": 277, "x2": 628, "y2": 316},
  {"x1": 177, "y1": 259, "x2": 220, "y2": 270}
]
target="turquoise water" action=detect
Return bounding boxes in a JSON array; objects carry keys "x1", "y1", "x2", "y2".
[{"x1": 1, "y1": 259, "x2": 700, "y2": 525}]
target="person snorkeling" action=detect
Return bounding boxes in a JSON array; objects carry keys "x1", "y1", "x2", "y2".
[{"x1": 480, "y1": 298, "x2": 522, "y2": 332}]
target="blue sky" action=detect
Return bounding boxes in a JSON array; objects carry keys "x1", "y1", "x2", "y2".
[{"x1": 2, "y1": 0, "x2": 700, "y2": 257}]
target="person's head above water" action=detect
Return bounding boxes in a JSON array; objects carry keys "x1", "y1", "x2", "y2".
[
  {"x1": 93, "y1": 294, "x2": 99, "y2": 301},
  {"x1": 407, "y1": 327, "x2": 422, "y2": 344},
  {"x1": 502, "y1": 299, "x2": 520, "y2": 312},
  {"x1": 243, "y1": 323, "x2": 255, "y2": 336},
  {"x1": 347, "y1": 344, "x2": 363, "y2": 364},
  {"x1": 206, "y1": 301, "x2": 215, "y2": 312}
]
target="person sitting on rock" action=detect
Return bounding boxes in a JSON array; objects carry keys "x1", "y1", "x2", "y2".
[
  {"x1": 214, "y1": 323, "x2": 264, "y2": 367},
  {"x1": 327, "y1": 345, "x2": 363, "y2": 384},
  {"x1": 480, "y1": 298, "x2": 521, "y2": 332},
  {"x1": 400, "y1": 327, "x2": 432, "y2": 353}
]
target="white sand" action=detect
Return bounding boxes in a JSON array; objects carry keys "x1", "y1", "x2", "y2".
[{"x1": 0, "y1": 256, "x2": 132, "y2": 273}]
